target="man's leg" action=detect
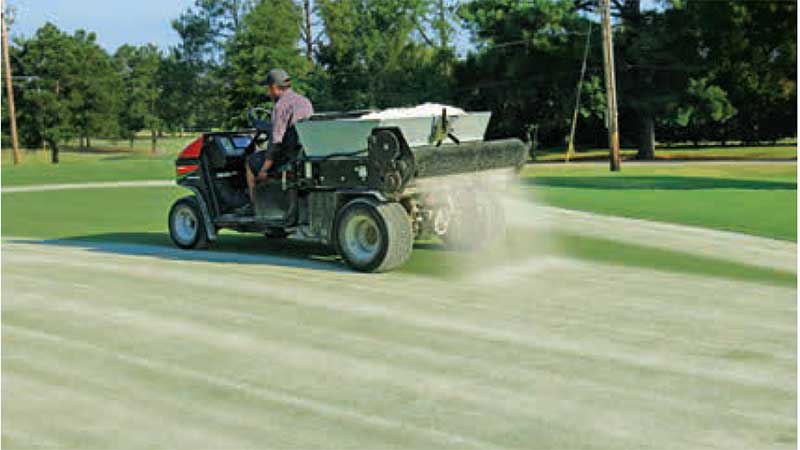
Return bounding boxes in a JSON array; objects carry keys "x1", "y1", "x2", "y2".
[
  {"x1": 245, "y1": 162, "x2": 256, "y2": 205},
  {"x1": 246, "y1": 151, "x2": 267, "y2": 207}
]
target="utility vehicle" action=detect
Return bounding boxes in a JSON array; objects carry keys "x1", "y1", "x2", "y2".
[{"x1": 168, "y1": 108, "x2": 526, "y2": 272}]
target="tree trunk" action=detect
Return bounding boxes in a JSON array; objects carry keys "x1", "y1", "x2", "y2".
[
  {"x1": 86, "y1": 136, "x2": 91, "y2": 149},
  {"x1": 637, "y1": 115, "x2": 655, "y2": 160},
  {"x1": 303, "y1": 0, "x2": 313, "y2": 62},
  {"x1": 437, "y1": 0, "x2": 449, "y2": 49},
  {"x1": 151, "y1": 129, "x2": 157, "y2": 154},
  {"x1": 46, "y1": 138, "x2": 59, "y2": 164}
]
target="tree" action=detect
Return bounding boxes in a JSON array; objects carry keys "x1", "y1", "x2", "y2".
[
  {"x1": 224, "y1": 0, "x2": 309, "y2": 126},
  {"x1": 115, "y1": 44, "x2": 162, "y2": 152},
  {"x1": 11, "y1": 23, "x2": 120, "y2": 155},
  {"x1": 168, "y1": 0, "x2": 257, "y2": 130},
  {"x1": 680, "y1": 0, "x2": 796, "y2": 144},
  {"x1": 11, "y1": 24, "x2": 73, "y2": 152},
  {"x1": 456, "y1": 0, "x2": 606, "y2": 144},
  {"x1": 66, "y1": 30, "x2": 121, "y2": 148},
  {"x1": 315, "y1": 0, "x2": 452, "y2": 110},
  {"x1": 670, "y1": 77, "x2": 736, "y2": 146},
  {"x1": 172, "y1": 0, "x2": 257, "y2": 65}
]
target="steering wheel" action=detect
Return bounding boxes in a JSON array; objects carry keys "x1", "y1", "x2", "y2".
[{"x1": 247, "y1": 107, "x2": 272, "y2": 131}]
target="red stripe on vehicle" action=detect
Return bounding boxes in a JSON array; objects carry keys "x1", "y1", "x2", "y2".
[
  {"x1": 176, "y1": 164, "x2": 199, "y2": 175},
  {"x1": 178, "y1": 136, "x2": 203, "y2": 158}
]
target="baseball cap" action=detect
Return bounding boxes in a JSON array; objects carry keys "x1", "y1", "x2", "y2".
[{"x1": 260, "y1": 69, "x2": 291, "y2": 87}]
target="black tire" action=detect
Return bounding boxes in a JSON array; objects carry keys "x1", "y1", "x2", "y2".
[
  {"x1": 441, "y1": 191, "x2": 505, "y2": 251},
  {"x1": 168, "y1": 196, "x2": 209, "y2": 249},
  {"x1": 335, "y1": 198, "x2": 413, "y2": 272}
]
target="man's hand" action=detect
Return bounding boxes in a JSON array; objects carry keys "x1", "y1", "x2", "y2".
[{"x1": 256, "y1": 159, "x2": 274, "y2": 182}]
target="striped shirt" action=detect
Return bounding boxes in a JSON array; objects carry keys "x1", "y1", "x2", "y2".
[{"x1": 271, "y1": 88, "x2": 314, "y2": 145}]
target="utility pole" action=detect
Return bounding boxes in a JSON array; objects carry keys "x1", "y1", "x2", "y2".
[
  {"x1": 2, "y1": 0, "x2": 21, "y2": 165},
  {"x1": 600, "y1": 0, "x2": 620, "y2": 171}
]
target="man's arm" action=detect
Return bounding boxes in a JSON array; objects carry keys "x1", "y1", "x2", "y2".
[
  {"x1": 255, "y1": 142, "x2": 279, "y2": 179},
  {"x1": 256, "y1": 101, "x2": 290, "y2": 179}
]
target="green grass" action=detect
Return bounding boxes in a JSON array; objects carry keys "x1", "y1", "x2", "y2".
[
  {"x1": 1, "y1": 150, "x2": 180, "y2": 186},
  {"x1": 1, "y1": 135, "x2": 194, "y2": 186},
  {"x1": 2, "y1": 186, "x2": 794, "y2": 287},
  {"x1": 523, "y1": 163, "x2": 797, "y2": 241},
  {"x1": 59, "y1": 135, "x2": 197, "y2": 154},
  {"x1": 2, "y1": 181, "x2": 795, "y2": 448},
  {"x1": 2, "y1": 143, "x2": 795, "y2": 187},
  {"x1": 535, "y1": 145, "x2": 797, "y2": 162}
]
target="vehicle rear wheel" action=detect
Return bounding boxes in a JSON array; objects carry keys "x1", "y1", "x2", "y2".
[
  {"x1": 168, "y1": 196, "x2": 209, "y2": 249},
  {"x1": 335, "y1": 199, "x2": 413, "y2": 272}
]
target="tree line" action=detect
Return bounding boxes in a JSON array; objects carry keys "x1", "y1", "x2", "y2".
[{"x1": 2, "y1": 0, "x2": 796, "y2": 159}]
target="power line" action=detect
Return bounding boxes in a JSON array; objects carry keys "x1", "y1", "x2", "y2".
[{"x1": 566, "y1": 20, "x2": 593, "y2": 163}]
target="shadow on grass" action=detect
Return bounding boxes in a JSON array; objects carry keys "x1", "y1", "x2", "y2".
[
  {"x1": 526, "y1": 176, "x2": 797, "y2": 190},
  {"x1": 9, "y1": 229, "x2": 794, "y2": 286},
  {"x1": 14, "y1": 232, "x2": 456, "y2": 275},
  {"x1": 13, "y1": 232, "x2": 349, "y2": 273}
]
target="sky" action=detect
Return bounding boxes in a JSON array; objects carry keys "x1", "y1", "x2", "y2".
[
  {"x1": 7, "y1": 0, "x2": 476, "y2": 56},
  {"x1": 7, "y1": 0, "x2": 190, "y2": 51},
  {"x1": 6, "y1": 0, "x2": 657, "y2": 55}
]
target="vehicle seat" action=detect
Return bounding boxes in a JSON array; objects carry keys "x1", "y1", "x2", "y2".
[{"x1": 205, "y1": 136, "x2": 228, "y2": 170}]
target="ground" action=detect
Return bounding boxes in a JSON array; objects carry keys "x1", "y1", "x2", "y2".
[{"x1": 1, "y1": 147, "x2": 796, "y2": 449}]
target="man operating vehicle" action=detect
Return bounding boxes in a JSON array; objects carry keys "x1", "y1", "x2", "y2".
[{"x1": 245, "y1": 68, "x2": 314, "y2": 210}]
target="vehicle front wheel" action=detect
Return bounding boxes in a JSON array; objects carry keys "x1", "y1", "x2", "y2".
[
  {"x1": 168, "y1": 196, "x2": 209, "y2": 249},
  {"x1": 335, "y1": 199, "x2": 413, "y2": 272}
]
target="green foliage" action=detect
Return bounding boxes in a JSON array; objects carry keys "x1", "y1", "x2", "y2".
[
  {"x1": 678, "y1": 0, "x2": 797, "y2": 143},
  {"x1": 155, "y1": 50, "x2": 195, "y2": 132},
  {"x1": 670, "y1": 77, "x2": 736, "y2": 144},
  {"x1": 114, "y1": 44, "x2": 162, "y2": 143},
  {"x1": 65, "y1": 30, "x2": 122, "y2": 144},
  {"x1": 11, "y1": 23, "x2": 120, "y2": 148},
  {"x1": 167, "y1": 0, "x2": 259, "y2": 130},
  {"x1": 455, "y1": 0, "x2": 606, "y2": 144},
  {"x1": 224, "y1": 0, "x2": 308, "y2": 126},
  {"x1": 2, "y1": 0, "x2": 796, "y2": 151},
  {"x1": 315, "y1": 0, "x2": 452, "y2": 110}
]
